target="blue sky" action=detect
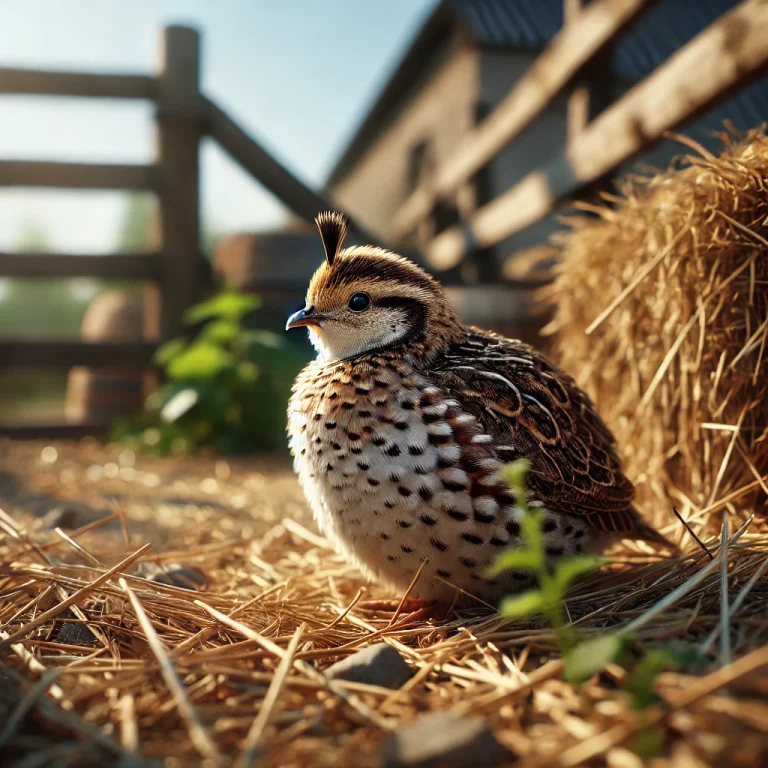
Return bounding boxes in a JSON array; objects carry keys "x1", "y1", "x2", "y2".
[{"x1": 0, "y1": 0, "x2": 436, "y2": 253}]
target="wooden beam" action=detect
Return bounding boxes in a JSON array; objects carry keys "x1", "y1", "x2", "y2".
[
  {"x1": 0, "y1": 421, "x2": 111, "y2": 439},
  {"x1": 0, "y1": 161, "x2": 157, "y2": 190},
  {"x1": 205, "y1": 97, "x2": 383, "y2": 247},
  {"x1": 0, "y1": 68, "x2": 156, "y2": 99},
  {"x1": 565, "y1": 0, "x2": 591, "y2": 139},
  {"x1": 154, "y1": 25, "x2": 203, "y2": 340},
  {"x1": 565, "y1": 0, "x2": 618, "y2": 195},
  {"x1": 425, "y1": 0, "x2": 768, "y2": 270},
  {"x1": 0, "y1": 252, "x2": 162, "y2": 280},
  {"x1": 0, "y1": 340, "x2": 156, "y2": 369},
  {"x1": 391, "y1": 0, "x2": 654, "y2": 239}
]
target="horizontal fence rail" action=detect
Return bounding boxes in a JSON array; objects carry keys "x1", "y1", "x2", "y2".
[
  {"x1": 205, "y1": 98, "x2": 385, "y2": 248},
  {"x1": 0, "y1": 340, "x2": 157, "y2": 369},
  {"x1": 0, "y1": 67, "x2": 156, "y2": 99},
  {"x1": 0, "y1": 160, "x2": 158, "y2": 190},
  {"x1": 0, "y1": 252, "x2": 162, "y2": 280},
  {"x1": 0, "y1": 422, "x2": 115, "y2": 439},
  {"x1": 421, "y1": 0, "x2": 768, "y2": 270}
]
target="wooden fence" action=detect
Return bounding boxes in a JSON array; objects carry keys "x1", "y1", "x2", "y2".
[
  {"x1": 0, "y1": 25, "x2": 374, "y2": 437},
  {"x1": 2, "y1": 1, "x2": 768, "y2": 438},
  {"x1": 393, "y1": 0, "x2": 768, "y2": 272}
]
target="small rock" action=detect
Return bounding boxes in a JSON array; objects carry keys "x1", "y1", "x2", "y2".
[
  {"x1": 325, "y1": 643, "x2": 413, "y2": 690},
  {"x1": 137, "y1": 562, "x2": 208, "y2": 591},
  {"x1": 380, "y1": 712, "x2": 512, "y2": 768},
  {"x1": 41, "y1": 503, "x2": 109, "y2": 530},
  {"x1": 56, "y1": 620, "x2": 98, "y2": 647}
]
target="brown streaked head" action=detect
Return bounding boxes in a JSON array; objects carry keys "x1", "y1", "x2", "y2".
[{"x1": 286, "y1": 211, "x2": 465, "y2": 362}]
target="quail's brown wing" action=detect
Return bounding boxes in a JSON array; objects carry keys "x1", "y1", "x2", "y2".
[{"x1": 432, "y1": 329, "x2": 642, "y2": 536}]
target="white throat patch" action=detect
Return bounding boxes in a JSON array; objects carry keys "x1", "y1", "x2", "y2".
[{"x1": 306, "y1": 315, "x2": 411, "y2": 361}]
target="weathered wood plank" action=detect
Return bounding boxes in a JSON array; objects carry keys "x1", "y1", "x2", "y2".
[
  {"x1": 391, "y1": 0, "x2": 654, "y2": 238},
  {"x1": 0, "y1": 252, "x2": 162, "y2": 280},
  {"x1": 206, "y1": 98, "x2": 321, "y2": 221},
  {"x1": 155, "y1": 25, "x2": 203, "y2": 340},
  {"x1": 0, "y1": 161, "x2": 157, "y2": 190},
  {"x1": 425, "y1": 0, "x2": 768, "y2": 270},
  {"x1": 0, "y1": 340, "x2": 157, "y2": 369},
  {"x1": 566, "y1": 0, "x2": 592, "y2": 139},
  {"x1": 0, "y1": 68, "x2": 156, "y2": 99}
]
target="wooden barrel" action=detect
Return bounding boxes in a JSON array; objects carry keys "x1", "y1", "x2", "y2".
[
  {"x1": 65, "y1": 290, "x2": 145, "y2": 424},
  {"x1": 213, "y1": 230, "x2": 322, "y2": 357}
]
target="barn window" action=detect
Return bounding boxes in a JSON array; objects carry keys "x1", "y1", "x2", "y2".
[{"x1": 406, "y1": 138, "x2": 432, "y2": 194}]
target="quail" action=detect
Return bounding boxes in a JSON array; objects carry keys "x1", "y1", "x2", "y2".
[{"x1": 286, "y1": 212, "x2": 666, "y2": 603}]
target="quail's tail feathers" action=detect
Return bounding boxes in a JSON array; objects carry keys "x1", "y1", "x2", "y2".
[{"x1": 633, "y1": 515, "x2": 679, "y2": 553}]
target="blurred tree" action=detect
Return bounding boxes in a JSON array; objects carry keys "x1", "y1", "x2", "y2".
[
  {"x1": 116, "y1": 193, "x2": 219, "y2": 260},
  {"x1": 0, "y1": 220, "x2": 85, "y2": 336},
  {"x1": 203, "y1": 225, "x2": 220, "y2": 261},
  {"x1": 16, "y1": 220, "x2": 50, "y2": 252},
  {"x1": 0, "y1": 220, "x2": 83, "y2": 419},
  {"x1": 117, "y1": 194, "x2": 154, "y2": 251}
]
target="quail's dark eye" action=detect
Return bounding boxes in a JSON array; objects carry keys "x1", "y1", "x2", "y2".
[{"x1": 347, "y1": 292, "x2": 371, "y2": 312}]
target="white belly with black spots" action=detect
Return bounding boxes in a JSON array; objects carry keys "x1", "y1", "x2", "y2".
[{"x1": 288, "y1": 359, "x2": 593, "y2": 603}]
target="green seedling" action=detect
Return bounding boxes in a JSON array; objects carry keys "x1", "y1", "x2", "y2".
[
  {"x1": 489, "y1": 460, "x2": 605, "y2": 668},
  {"x1": 490, "y1": 459, "x2": 632, "y2": 683},
  {"x1": 491, "y1": 460, "x2": 711, "y2": 757}
]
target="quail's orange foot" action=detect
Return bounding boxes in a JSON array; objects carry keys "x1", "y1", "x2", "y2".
[{"x1": 286, "y1": 212, "x2": 667, "y2": 604}]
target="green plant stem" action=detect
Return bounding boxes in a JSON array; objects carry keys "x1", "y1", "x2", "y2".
[{"x1": 538, "y1": 566, "x2": 576, "y2": 654}]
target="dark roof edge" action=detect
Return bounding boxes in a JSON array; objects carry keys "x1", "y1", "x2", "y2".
[{"x1": 324, "y1": 1, "x2": 459, "y2": 189}]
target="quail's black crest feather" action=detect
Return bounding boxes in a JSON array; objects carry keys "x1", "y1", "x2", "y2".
[{"x1": 315, "y1": 210, "x2": 348, "y2": 266}]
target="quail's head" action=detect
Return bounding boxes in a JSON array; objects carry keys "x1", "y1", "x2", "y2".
[{"x1": 286, "y1": 212, "x2": 462, "y2": 362}]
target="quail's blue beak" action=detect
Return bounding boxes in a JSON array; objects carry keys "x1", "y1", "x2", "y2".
[{"x1": 286, "y1": 305, "x2": 322, "y2": 331}]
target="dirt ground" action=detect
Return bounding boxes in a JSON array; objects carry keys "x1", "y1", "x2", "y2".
[
  {"x1": 2, "y1": 437, "x2": 768, "y2": 768},
  {"x1": 0, "y1": 437, "x2": 308, "y2": 560}
]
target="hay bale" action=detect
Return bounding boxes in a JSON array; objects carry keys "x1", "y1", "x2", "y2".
[{"x1": 543, "y1": 131, "x2": 768, "y2": 532}]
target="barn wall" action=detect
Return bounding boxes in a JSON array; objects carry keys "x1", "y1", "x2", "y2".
[
  {"x1": 476, "y1": 48, "x2": 570, "y2": 266},
  {"x1": 327, "y1": 38, "x2": 480, "y2": 239}
]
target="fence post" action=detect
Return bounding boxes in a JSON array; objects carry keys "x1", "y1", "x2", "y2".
[{"x1": 149, "y1": 25, "x2": 202, "y2": 342}]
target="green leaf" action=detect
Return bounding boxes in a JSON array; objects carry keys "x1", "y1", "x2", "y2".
[
  {"x1": 499, "y1": 590, "x2": 546, "y2": 619},
  {"x1": 183, "y1": 291, "x2": 260, "y2": 323},
  {"x1": 243, "y1": 332, "x2": 307, "y2": 383},
  {"x1": 486, "y1": 548, "x2": 542, "y2": 577},
  {"x1": 624, "y1": 647, "x2": 696, "y2": 710},
  {"x1": 166, "y1": 342, "x2": 234, "y2": 381},
  {"x1": 195, "y1": 386, "x2": 234, "y2": 425},
  {"x1": 630, "y1": 727, "x2": 666, "y2": 760},
  {"x1": 200, "y1": 318, "x2": 240, "y2": 345},
  {"x1": 563, "y1": 634, "x2": 629, "y2": 684},
  {"x1": 553, "y1": 556, "x2": 603, "y2": 594},
  {"x1": 154, "y1": 337, "x2": 187, "y2": 367},
  {"x1": 236, "y1": 361, "x2": 260, "y2": 383},
  {"x1": 498, "y1": 459, "x2": 531, "y2": 495}
]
